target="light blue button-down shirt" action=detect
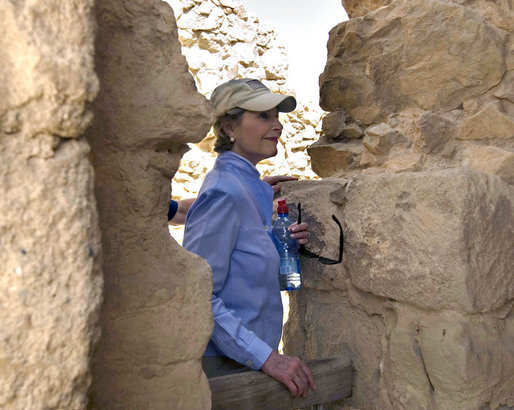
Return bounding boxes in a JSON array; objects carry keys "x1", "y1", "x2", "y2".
[{"x1": 183, "y1": 151, "x2": 282, "y2": 370}]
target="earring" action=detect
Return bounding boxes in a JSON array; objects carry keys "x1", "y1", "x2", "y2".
[{"x1": 230, "y1": 137, "x2": 235, "y2": 142}]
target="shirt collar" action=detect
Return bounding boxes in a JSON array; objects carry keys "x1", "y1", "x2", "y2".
[
  {"x1": 218, "y1": 151, "x2": 273, "y2": 227},
  {"x1": 218, "y1": 151, "x2": 261, "y2": 179}
]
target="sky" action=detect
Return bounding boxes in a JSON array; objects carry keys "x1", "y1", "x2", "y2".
[{"x1": 240, "y1": 0, "x2": 348, "y2": 103}]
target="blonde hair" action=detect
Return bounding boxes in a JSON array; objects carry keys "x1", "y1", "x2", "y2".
[{"x1": 213, "y1": 108, "x2": 245, "y2": 153}]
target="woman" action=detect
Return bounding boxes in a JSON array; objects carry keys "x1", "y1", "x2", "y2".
[{"x1": 183, "y1": 78, "x2": 315, "y2": 397}]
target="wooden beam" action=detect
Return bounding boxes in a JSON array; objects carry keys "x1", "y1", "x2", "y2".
[{"x1": 209, "y1": 356, "x2": 353, "y2": 410}]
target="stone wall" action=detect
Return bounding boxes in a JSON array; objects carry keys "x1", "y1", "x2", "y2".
[
  {"x1": 0, "y1": 1, "x2": 102, "y2": 408},
  {"x1": 86, "y1": 0, "x2": 213, "y2": 408},
  {"x1": 165, "y1": 0, "x2": 321, "y2": 208},
  {"x1": 282, "y1": 0, "x2": 513, "y2": 409},
  {"x1": 2, "y1": 0, "x2": 512, "y2": 408},
  {"x1": 313, "y1": 0, "x2": 513, "y2": 181}
]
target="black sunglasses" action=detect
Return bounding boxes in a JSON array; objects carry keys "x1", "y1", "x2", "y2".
[{"x1": 297, "y1": 203, "x2": 343, "y2": 265}]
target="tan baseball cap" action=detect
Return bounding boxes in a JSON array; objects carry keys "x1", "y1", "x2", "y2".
[{"x1": 210, "y1": 78, "x2": 297, "y2": 118}]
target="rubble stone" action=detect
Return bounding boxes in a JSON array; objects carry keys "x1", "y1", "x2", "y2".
[
  {"x1": 342, "y1": 123, "x2": 364, "y2": 139},
  {"x1": 363, "y1": 123, "x2": 407, "y2": 155},
  {"x1": 456, "y1": 100, "x2": 514, "y2": 141},
  {"x1": 308, "y1": 139, "x2": 363, "y2": 177},
  {"x1": 416, "y1": 111, "x2": 454, "y2": 154},
  {"x1": 460, "y1": 144, "x2": 514, "y2": 185},
  {"x1": 322, "y1": 109, "x2": 347, "y2": 139}
]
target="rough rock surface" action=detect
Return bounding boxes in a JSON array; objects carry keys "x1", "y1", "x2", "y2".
[
  {"x1": 324, "y1": 0, "x2": 506, "y2": 121},
  {"x1": 0, "y1": 0, "x2": 102, "y2": 408},
  {"x1": 165, "y1": 0, "x2": 321, "y2": 214},
  {"x1": 381, "y1": 303, "x2": 513, "y2": 409},
  {"x1": 344, "y1": 169, "x2": 513, "y2": 313},
  {"x1": 285, "y1": 288, "x2": 386, "y2": 407},
  {"x1": 87, "y1": 0, "x2": 213, "y2": 408},
  {"x1": 280, "y1": 0, "x2": 514, "y2": 408},
  {"x1": 280, "y1": 175, "x2": 513, "y2": 409},
  {"x1": 0, "y1": 1, "x2": 99, "y2": 138},
  {"x1": 7, "y1": 0, "x2": 513, "y2": 408},
  {"x1": 341, "y1": 0, "x2": 392, "y2": 18},
  {"x1": 314, "y1": 0, "x2": 513, "y2": 185}
]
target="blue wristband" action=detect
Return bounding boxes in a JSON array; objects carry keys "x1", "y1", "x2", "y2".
[{"x1": 168, "y1": 199, "x2": 178, "y2": 221}]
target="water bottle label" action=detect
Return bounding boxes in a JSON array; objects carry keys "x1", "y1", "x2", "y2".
[{"x1": 279, "y1": 257, "x2": 299, "y2": 275}]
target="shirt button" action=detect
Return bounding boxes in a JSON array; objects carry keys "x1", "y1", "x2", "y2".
[{"x1": 246, "y1": 360, "x2": 253, "y2": 366}]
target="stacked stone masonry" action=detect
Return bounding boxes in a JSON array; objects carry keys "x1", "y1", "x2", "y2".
[
  {"x1": 0, "y1": 1, "x2": 102, "y2": 408},
  {"x1": 282, "y1": 0, "x2": 513, "y2": 409},
  {"x1": 1, "y1": 0, "x2": 513, "y2": 408}
]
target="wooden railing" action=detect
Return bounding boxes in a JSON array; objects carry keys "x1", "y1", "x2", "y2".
[{"x1": 209, "y1": 356, "x2": 353, "y2": 409}]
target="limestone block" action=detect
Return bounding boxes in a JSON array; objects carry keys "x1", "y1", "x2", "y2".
[
  {"x1": 460, "y1": 144, "x2": 514, "y2": 185},
  {"x1": 383, "y1": 151, "x2": 423, "y2": 173},
  {"x1": 219, "y1": 0, "x2": 239, "y2": 10},
  {"x1": 231, "y1": 42, "x2": 258, "y2": 63},
  {"x1": 0, "y1": 136, "x2": 103, "y2": 410},
  {"x1": 341, "y1": 0, "x2": 392, "y2": 18},
  {"x1": 168, "y1": 0, "x2": 290, "y2": 97},
  {"x1": 322, "y1": 109, "x2": 347, "y2": 139},
  {"x1": 88, "y1": 0, "x2": 213, "y2": 407},
  {"x1": 343, "y1": 169, "x2": 514, "y2": 313},
  {"x1": 382, "y1": 303, "x2": 514, "y2": 409},
  {"x1": 197, "y1": 0, "x2": 213, "y2": 15},
  {"x1": 342, "y1": 123, "x2": 364, "y2": 139},
  {"x1": 381, "y1": 307, "x2": 433, "y2": 409},
  {"x1": 284, "y1": 288, "x2": 385, "y2": 409},
  {"x1": 448, "y1": 0, "x2": 514, "y2": 32},
  {"x1": 456, "y1": 100, "x2": 514, "y2": 140},
  {"x1": 228, "y1": 22, "x2": 257, "y2": 43},
  {"x1": 197, "y1": 32, "x2": 222, "y2": 52},
  {"x1": 308, "y1": 138, "x2": 363, "y2": 177},
  {"x1": 363, "y1": 123, "x2": 406, "y2": 155},
  {"x1": 360, "y1": 150, "x2": 379, "y2": 168},
  {"x1": 493, "y1": 70, "x2": 514, "y2": 102},
  {"x1": 416, "y1": 111, "x2": 454, "y2": 154},
  {"x1": 177, "y1": 6, "x2": 223, "y2": 30},
  {"x1": 321, "y1": 0, "x2": 506, "y2": 123},
  {"x1": 0, "y1": 0, "x2": 98, "y2": 137}
]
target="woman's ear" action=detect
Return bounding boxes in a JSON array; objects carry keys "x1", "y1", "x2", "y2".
[{"x1": 220, "y1": 118, "x2": 234, "y2": 138}]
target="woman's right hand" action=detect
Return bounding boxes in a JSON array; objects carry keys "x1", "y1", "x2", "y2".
[{"x1": 260, "y1": 351, "x2": 316, "y2": 397}]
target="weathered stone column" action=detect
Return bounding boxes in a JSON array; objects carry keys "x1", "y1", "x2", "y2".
[
  {"x1": 0, "y1": 1, "x2": 103, "y2": 408},
  {"x1": 283, "y1": 0, "x2": 513, "y2": 408},
  {"x1": 86, "y1": 0, "x2": 214, "y2": 408}
]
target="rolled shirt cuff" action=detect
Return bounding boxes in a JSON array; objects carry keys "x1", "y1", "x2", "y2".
[{"x1": 244, "y1": 336, "x2": 273, "y2": 370}]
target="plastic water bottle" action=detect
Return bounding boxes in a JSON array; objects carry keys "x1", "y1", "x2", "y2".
[{"x1": 272, "y1": 199, "x2": 301, "y2": 291}]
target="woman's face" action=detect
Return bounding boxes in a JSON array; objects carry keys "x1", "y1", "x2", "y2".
[{"x1": 227, "y1": 108, "x2": 283, "y2": 165}]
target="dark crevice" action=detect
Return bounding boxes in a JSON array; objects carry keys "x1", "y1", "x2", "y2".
[{"x1": 413, "y1": 333, "x2": 435, "y2": 395}]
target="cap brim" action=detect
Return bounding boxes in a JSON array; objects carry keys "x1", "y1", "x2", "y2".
[{"x1": 238, "y1": 93, "x2": 297, "y2": 113}]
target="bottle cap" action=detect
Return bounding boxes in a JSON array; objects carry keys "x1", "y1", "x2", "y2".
[{"x1": 277, "y1": 199, "x2": 288, "y2": 214}]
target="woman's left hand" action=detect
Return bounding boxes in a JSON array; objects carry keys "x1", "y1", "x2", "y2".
[{"x1": 288, "y1": 222, "x2": 309, "y2": 245}]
